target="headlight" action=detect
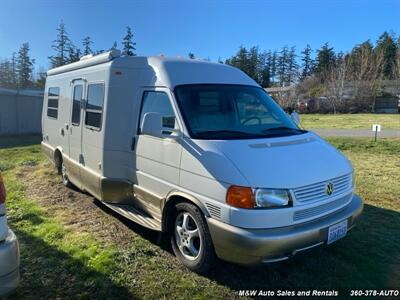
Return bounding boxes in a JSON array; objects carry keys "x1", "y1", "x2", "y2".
[{"x1": 255, "y1": 188, "x2": 292, "y2": 208}]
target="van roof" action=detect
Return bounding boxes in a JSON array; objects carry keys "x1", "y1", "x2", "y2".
[{"x1": 47, "y1": 50, "x2": 258, "y2": 88}]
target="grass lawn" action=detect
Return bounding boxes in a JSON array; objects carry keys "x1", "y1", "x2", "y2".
[
  {"x1": 301, "y1": 113, "x2": 400, "y2": 129},
  {"x1": 0, "y1": 136, "x2": 399, "y2": 299}
]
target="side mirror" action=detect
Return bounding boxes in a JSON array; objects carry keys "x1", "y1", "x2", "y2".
[{"x1": 141, "y1": 112, "x2": 180, "y2": 138}]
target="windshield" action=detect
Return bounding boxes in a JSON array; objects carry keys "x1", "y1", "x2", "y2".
[{"x1": 174, "y1": 84, "x2": 306, "y2": 140}]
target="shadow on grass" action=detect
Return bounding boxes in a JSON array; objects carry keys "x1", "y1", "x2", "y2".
[
  {"x1": 99, "y1": 201, "x2": 400, "y2": 292},
  {"x1": 0, "y1": 135, "x2": 42, "y2": 149},
  {"x1": 94, "y1": 200, "x2": 163, "y2": 247},
  {"x1": 5, "y1": 229, "x2": 135, "y2": 300}
]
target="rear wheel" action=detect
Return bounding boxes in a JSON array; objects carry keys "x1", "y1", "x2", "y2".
[
  {"x1": 171, "y1": 202, "x2": 216, "y2": 273},
  {"x1": 61, "y1": 161, "x2": 72, "y2": 188}
]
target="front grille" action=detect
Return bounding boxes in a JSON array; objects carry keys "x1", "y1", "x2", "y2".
[
  {"x1": 293, "y1": 193, "x2": 351, "y2": 221},
  {"x1": 293, "y1": 173, "x2": 352, "y2": 203}
]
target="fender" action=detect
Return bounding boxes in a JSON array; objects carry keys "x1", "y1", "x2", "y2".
[{"x1": 161, "y1": 190, "x2": 211, "y2": 232}]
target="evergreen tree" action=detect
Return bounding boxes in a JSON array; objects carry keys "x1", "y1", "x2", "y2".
[
  {"x1": 315, "y1": 42, "x2": 336, "y2": 80},
  {"x1": 68, "y1": 44, "x2": 81, "y2": 63},
  {"x1": 49, "y1": 21, "x2": 72, "y2": 67},
  {"x1": 16, "y1": 42, "x2": 35, "y2": 88},
  {"x1": 225, "y1": 46, "x2": 261, "y2": 84},
  {"x1": 375, "y1": 31, "x2": 397, "y2": 79},
  {"x1": 286, "y1": 46, "x2": 299, "y2": 84},
  {"x1": 11, "y1": 52, "x2": 18, "y2": 87},
  {"x1": 248, "y1": 46, "x2": 260, "y2": 82},
  {"x1": 270, "y1": 51, "x2": 277, "y2": 84},
  {"x1": 260, "y1": 51, "x2": 272, "y2": 87},
  {"x1": 300, "y1": 44, "x2": 313, "y2": 80},
  {"x1": 35, "y1": 66, "x2": 47, "y2": 89},
  {"x1": 82, "y1": 36, "x2": 93, "y2": 55},
  {"x1": 110, "y1": 41, "x2": 118, "y2": 51},
  {"x1": 277, "y1": 46, "x2": 289, "y2": 86},
  {"x1": 122, "y1": 26, "x2": 136, "y2": 56},
  {"x1": 0, "y1": 59, "x2": 16, "y2": 88}
]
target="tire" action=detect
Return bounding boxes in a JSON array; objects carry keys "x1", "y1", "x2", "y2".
[
  {"x1": 61, "y1": 161, "x2": 72, "y2": 188},
  {"x1": 170, "y1": 202, "x2": 216, "y2": 273}
]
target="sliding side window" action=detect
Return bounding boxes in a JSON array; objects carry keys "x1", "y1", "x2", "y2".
[
  {"x1": 85, "y1": 83, "x2": 104, "y2": 129},
  {"x1": 47, "y1": 87, "x2": 60, "y2": 119}
]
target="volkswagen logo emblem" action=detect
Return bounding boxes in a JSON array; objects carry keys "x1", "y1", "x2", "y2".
[{"x1": 326, "y1": 182, "x2": 334, "y2": 196}]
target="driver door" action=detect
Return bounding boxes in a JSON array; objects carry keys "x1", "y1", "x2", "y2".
[{"x1": 134, "y1": 88, "x2": 182, "y2": 218}]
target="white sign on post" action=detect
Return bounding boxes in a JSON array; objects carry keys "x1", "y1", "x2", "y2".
[{"x1": 372, "y1": 124, "x2": 381, "y2": 132}]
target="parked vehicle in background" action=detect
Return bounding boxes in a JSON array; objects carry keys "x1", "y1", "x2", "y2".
[
  {"x1": 0, "y1": 173, "x2": 20, "y2": 296},
  {"x1": 42, "y1": 50, "x2": 363, "y2": 272}
]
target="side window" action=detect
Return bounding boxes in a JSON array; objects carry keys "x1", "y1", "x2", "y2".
[
  {"x1": 47, "y1": 87, "x2": 60, "y2": 119},
  {"x1": 139, "y1": 91, "x2": 175, "y2": 133},
  {"x1": 71, "y1": 85, "x2": 82, "y2": 125},
  {"x1": 85, "y1": 83, "x2": 104, "y2": 129}
]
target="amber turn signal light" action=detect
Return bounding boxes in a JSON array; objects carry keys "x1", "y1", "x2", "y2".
[{"x1": 226, "y1": 185, "x2": 254, "y2": 209}]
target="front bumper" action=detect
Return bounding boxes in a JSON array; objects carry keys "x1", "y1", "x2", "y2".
[
  {"x1": 0, "y1": 229, "x2": 20, "y2": 296},
  {"x1": 207, "y1": 194, "x2": 363, "y2": 265}
]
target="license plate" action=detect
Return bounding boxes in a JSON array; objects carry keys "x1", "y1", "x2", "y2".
[{"x1": 327, "y1": 220, "x2": 348, "y2": 245}]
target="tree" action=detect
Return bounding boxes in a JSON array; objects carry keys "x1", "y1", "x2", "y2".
[
  {"x1": 300, "y1": 44, "x2": 313, "y2": 80},
  {"x1": 188, "y1": 52, "x2": 195, "y2": 59},
  {"x1": 49, "y1": 21, "x2": 72, "y2": 67},
  {"x1": 325, "y1": 55, "x2": 348, "y2": 113},
  {"x1": 277, "y1": 46, "x2": 289, "y2": 86},
  {"x1": 270, "y1": 51, "x2": 277, "y2": 85},
  {"x1": 260, "y1": 51, "x2": 272, "y2": 87},
  {"x1": 225, "y1": 46, "x2": 261, "y2": 84},
  {"x1": 348, "y1": 40, "x2": 374, "y2": 81},
  {"x1": 11, "y1": 52, "x2": 17, "y2": 87},
  {"x1": 315, "y1": 42, "x2": 336, "y2": 81},
  {"x1": 286, "y1": 46, "x2": 299, "y2": 85},
  {"x1": 68, "y1": 44, "x2": 81, "y2": 63},
  {"x1": 0, "y1": 59, "x2": 16, "y2": 88},
  {"x1": 0, "y1": 53, "x2": 19, "y2": 88},
  {"x1": 35, "y1": 66, "x2": 47, "y2": 89},
  {"x1": 110, "y1": 41, "x2": 118, "y2": 51},
  {"x1": 122, "y1": 26, "x2": 136, "y2": 56},
  {"x1": 82, "y1": 36, "x2": 93, "y2": 55},
  {"x1": 16, "y1": 42, "x2": 35, "y2": 88},
  {"x1": 375, "y1": 31, "x2": 397, "y2": 79},
  {"x1": 396, "y1": 37, "x2": 400, "y2": 79}
]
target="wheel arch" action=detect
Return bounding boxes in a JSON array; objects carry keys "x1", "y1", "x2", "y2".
[
  {"x1": 162, "y1": 191, "x2": 210, "y2": 232},
  {"x1": 53, "y1": 146, "x2": 64, "y2": 173}
]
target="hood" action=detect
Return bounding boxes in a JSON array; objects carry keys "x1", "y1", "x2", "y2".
[{"x1": 206, "y1": 132, "x2": 352, "y2": 189}]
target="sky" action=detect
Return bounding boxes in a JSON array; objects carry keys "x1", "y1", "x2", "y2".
[{"x1": 1, "y1": 0, "x2": 399, "y2": 72}]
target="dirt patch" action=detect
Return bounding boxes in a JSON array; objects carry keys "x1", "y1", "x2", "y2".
[{"x1": 17, "y1": 162, "x2": 168, "y2": 254}]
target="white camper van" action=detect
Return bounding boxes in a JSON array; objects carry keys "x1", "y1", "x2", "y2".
[{"x1": 42, "y1": 50, "x2": 363, "y2": 272}]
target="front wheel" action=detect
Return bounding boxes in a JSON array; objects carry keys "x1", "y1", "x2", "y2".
[{"x1": 171, "y1": 202, "x2": 216, "y2": 273}]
